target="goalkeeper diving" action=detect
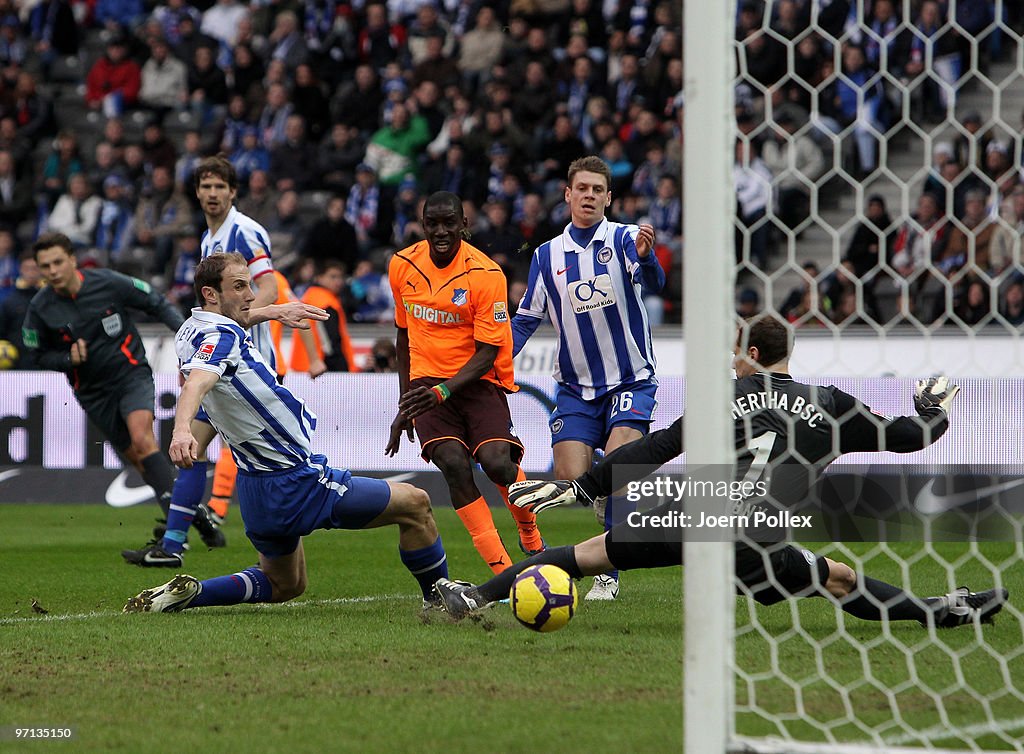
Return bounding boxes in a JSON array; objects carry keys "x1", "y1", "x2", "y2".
[{"x1": 434, "y1": 315, "x2": 1008, "y2": 628}]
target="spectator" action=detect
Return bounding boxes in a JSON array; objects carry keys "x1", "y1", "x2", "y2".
[
  {"x1": 954, "y1": 276, "x2": 990, "y2": 325},
  {"x1": 892, "y1": 191, "x2": 949, "y2": 278},
  {"x1": 407, "y1": 3, "x2": 454, "y2": 66},
  {"x1": 291, "y1": 260, "x2": 357, "y2": 372},
  {"x1": 363, "y1": 102, "x2": 431, "y2": 188},
  {"x1": 230, "y1": 126, "x2": 270, "y2": 186},
  {"x1": 138, "y1": 36, "x2": 188, "y2": 117},
  {"x1": 364, "y1": 336, "x2": 398, "y2": 372},
  {"x1": 425, "y1": 93, "x2": 477, "y2": 160},
  {"x1": 458, "y1": 7, "x2": 505, "y2": 87},
  {"x1": 538, "y1": 113, "x2": 585, "y2": 189},
  {"x1": 349, "y1": 258, "x2": 395, "y2": 323},
  {"x1": 516, "y1": 192, "x2": 559, "y2": 250},
  {"x1": 331, "y1": 64, "x2": 384, "y2": 136},
  {"x1": 0, "y1": 149, "x2": 33, "y2": 232},
  {"x1": 86, "y1": 141, "x2": 123, "y2": 196},
  {"x1": 779, "y1": 261, "x2": 820, "y2": 320},
  {"x1": 0, "y1": 228, "x2": 16, "y2": 299},
  {"x1": 358, "y1": 2, "x2": 406, "y2": 71},
  {"x1": 257, "y1": 82, "x2": 293, "y2": 149},
  {"x1": 412, "y1": 31, "x2": 460, "y2": 90},
  {"x1": 647, "y1": 174, "x2": 681, "y2": 248},
  {"x1": 465, "y1": 107, "x2": 530, "y2": 167},
  {"x1": 201, "y1": 0, "x2": 248, "y2": 48},
  {"x1": 41, "y1": 130, "x2": 83, "y2": 206},
  {"x1": 953, "y1": 110, "x2": 992, "y2": 171},
  {"x1": 734, "y1": 138, "x2": 773, "y2": 268},
  {"x1": 266, "y1": 189, "x2": 305, "y2": 260},
  {"x1": 600, "y1": 137, "x2": 634, "y2": 195},
  {"x1": 236, "y1": 169, "x2": 277, "y2": 229},
  {"x1": 172, "y1": 14, "x2": 218, "y2": 76},
  {"x1": 823, "y1": 43, "x2": 887, "y2": 177},
  {"x1": 266, "y1": 10, "x2": 309, "y2": 73},
  {"x1": 943, "y1": 189, "x2": 997, "y2": 274},
  {"x1": 28, "y1": 0, "x2": 79, "y2": 77},
  {"x1": 391, "y1": 175, "x2": 421, "y2": 242},
  {"x1": 761, "y1": 112, "x2": 825, "y2": 231},
  {"x1": 133, "y1": 164, "x2": 193, "y2": 276},
  {"x1": 95, "y1": 0, "x2": 145, "y2": 30},
  {"x1": 174, "y1": 129, "x2": 203, "y2": 189},
  {"x1": 410, "y1": 79, "x2": 445, "y2": 141},
  {"x1": 736, "y1": 287, "x2": 761, "y2": 318},
  {"x1": 151, "y1": 0, "x2": 201, "y2": 47},
  {"x1": 0, "y1": 117, "x2": 32, "y2": 179},
  {"x1": 905, "y1": 0, "x2": 960, "y2": 121},
  {"x1": 474, "y1": 199, "x2": 527, "y2": 275},
  {"x1": 85, "y1": 35, "x2": 141, "y2": 118},
  {"x1": 269, "y1": 114, "x2": 317, "y2": 192},
  {"x1": 512, "y1": 61, "x2": 557, "y2": 132},
  {"x1": 226, "y1": 42, "x2": 264, "y2": 104},
  {"x1": 1000, "y1": 279, "x2": 1024, "y2": 326},
  {"x1": 423, "y1": 141, "x2": 481, "y2": 201},
  {"x1": 990, "y1": 184, "x2": 1024, "y2": 274},
  {"x1": 94, "y1": 174, "x2": 135, "y2": 267},
  {"x1": 46, "y1": 173, "x2": 101, "y2": 248},
  {"x1": 346, "y1": 162, "x2": 386, "y2": 253},
  {"x1": 824, "y1": 259, "x2": 880, "y2": 322},
  {"x1": 301, "y1": 193, "x2": 360, "y2": 274},
  {"x1": 8, "y1": 72, "x2": 53, "y2": 145},
  {"x1": 0, "y1": 251, "x2": 42, "y2": 367},
  {"x1": 291, "y1": 64, "x2": 330, "y2": 143},
  {"x1": 187, "y1": 44, "x2": 228, "y2": 122},
  {"x1": 166, "y1": 231, "x2": 201, "y2": 314},
  {"x1": 318, "y1": 123, "x2": 363, "y2": 194},
  {"x1": 141, "y1": 120, "x2": 177, "y2": 174},
  {"x1": 219, "y1": 93, "x2": 251, "y2": 153},
  {"x1": 846, "y1": 194, "x2": 894, "y2": 278}
]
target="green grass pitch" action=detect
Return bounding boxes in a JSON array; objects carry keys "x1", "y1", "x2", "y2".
[{"x1": 1, "y1": 504, "x2": 1021, "y2": 752}]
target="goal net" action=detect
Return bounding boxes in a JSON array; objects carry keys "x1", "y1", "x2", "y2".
[{"x1": 684, "y1": 1, "x2": 1024, "y2": 752}]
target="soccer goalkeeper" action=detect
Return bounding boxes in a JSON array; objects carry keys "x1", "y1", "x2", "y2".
[{"x1": 434, "y1": 315, "x2": 1009, "y2": 628}]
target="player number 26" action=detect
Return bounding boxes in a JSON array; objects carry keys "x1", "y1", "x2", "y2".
[{"x1": 610, "y1": 392, "x2": 634, "y2": 416}]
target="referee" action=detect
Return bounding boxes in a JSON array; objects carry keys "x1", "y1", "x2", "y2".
[{"x1": 21, "y1": 233, "x2": 206, "y2": 547}]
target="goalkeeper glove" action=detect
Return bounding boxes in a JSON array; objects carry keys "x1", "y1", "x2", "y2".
[
  {"x1": 508, "y1": 479, "x2": 594, "y2": 514},
  {"x1": 914, "y1": 376, "x2": 960, "y2": 416}
]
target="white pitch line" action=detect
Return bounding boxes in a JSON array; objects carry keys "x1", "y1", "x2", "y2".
[
  {"x1": 883, "y1": 716, "x2": 1024, "y2": 747},
  {"x1": 0, "y1": 593, "x2": 419, "y2": 626}
]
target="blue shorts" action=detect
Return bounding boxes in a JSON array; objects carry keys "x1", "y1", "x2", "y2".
[
  {"x1": 235, "y1": 454, "x2": 392, "y2": 558},
  {"x1": 549, "y1": 379, "x2": 658, "y2": 449}
]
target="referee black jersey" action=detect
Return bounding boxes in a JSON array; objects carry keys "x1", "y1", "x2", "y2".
[
  {"x1": 576, "y1": 372, "x2": 950, "y2": 506},
  {"x1": 22, "y1": 269, "x2": 184, "y2": 394}
]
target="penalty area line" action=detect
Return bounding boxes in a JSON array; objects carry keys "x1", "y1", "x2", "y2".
[{"x1": 0, "y1": 593, "x2": 420, "y2": 625}]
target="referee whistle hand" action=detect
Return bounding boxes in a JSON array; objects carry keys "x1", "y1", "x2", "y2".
[
  {"x1": 509, "y1": 480, "x2": 579, "y2": 514},
  {"x1": 70, "y1": 338, "x2": 88, "y2": 365}
]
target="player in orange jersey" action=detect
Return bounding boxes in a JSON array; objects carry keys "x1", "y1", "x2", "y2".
[
  {"x1": 386, "y1": 191, "x2": 544, "y2": 573},
  {"x1": 204, "y1": 269, "x2": 326, "y2": 524}
]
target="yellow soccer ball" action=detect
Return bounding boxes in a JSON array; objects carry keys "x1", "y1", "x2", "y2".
[
  {"x1": 509, "y1": 564, "x2": 578, "y2": 632},
  {"x1": 0, "y1": 340, "x2": 18, "y2": 370}
]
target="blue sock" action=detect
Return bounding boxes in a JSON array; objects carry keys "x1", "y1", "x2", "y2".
[
  {"x1": 399, "y1": 536, "x2": 448, "y2": 599},
  {"x1": 190, "y1": 566, "x2": 273, "y2": 608},
  {"x1": 603, "y1": 493, "x2": 636, "y2": 581},
  {"x1": 161, "y1": 462, "x2": 207, "y2": 554}
]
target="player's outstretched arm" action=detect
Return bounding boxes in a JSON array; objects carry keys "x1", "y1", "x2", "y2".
[
  {"x1": 247, "y1": 301, "x2": 329, "y2": 329},
  {"x1": 169, "y1": 368, "x2": 219, "y2": 468}
]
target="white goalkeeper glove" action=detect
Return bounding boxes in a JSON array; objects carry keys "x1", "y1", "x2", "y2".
[
  {"x1": 914, "y1": 376, "x2": 960, "y2": 416},
  {"x1": 508, "y1": 479, "x2": 593, "y2": 514}
]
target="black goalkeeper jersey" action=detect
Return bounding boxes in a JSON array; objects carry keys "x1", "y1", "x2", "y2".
[{"x1": 576, "y1": 372, "x2": 949, "y2": 507}]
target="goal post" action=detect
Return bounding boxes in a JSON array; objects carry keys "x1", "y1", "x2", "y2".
[{"x1": 683, "y1": 1, "x2": 737, "y2": 753}]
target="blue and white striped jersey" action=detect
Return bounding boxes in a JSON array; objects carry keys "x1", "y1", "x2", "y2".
[
  {"x1": 201, "y1": 205, "x2": 277, "y2": 371},
  {"x1": 512, "y1": 218, "x2": 665, "y2": 400},
  {"x1": 175, "y1": 308, "x2": 317, "y2": 472}
]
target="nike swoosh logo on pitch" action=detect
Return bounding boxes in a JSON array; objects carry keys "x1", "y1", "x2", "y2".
[{"x1": 913, "y1": 477, "x2": 1024, "y2": 514}]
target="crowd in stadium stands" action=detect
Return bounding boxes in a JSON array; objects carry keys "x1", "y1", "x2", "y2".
[
  {"x1": 0, "y1": 0, "x2": 1022, "y2": 360},
  {"x1": 0, "y1": 0, "x2": 684, "y2": 356},
  {"x1": 734, "y1": 0, "x2": 1024, "y2": 329}
]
